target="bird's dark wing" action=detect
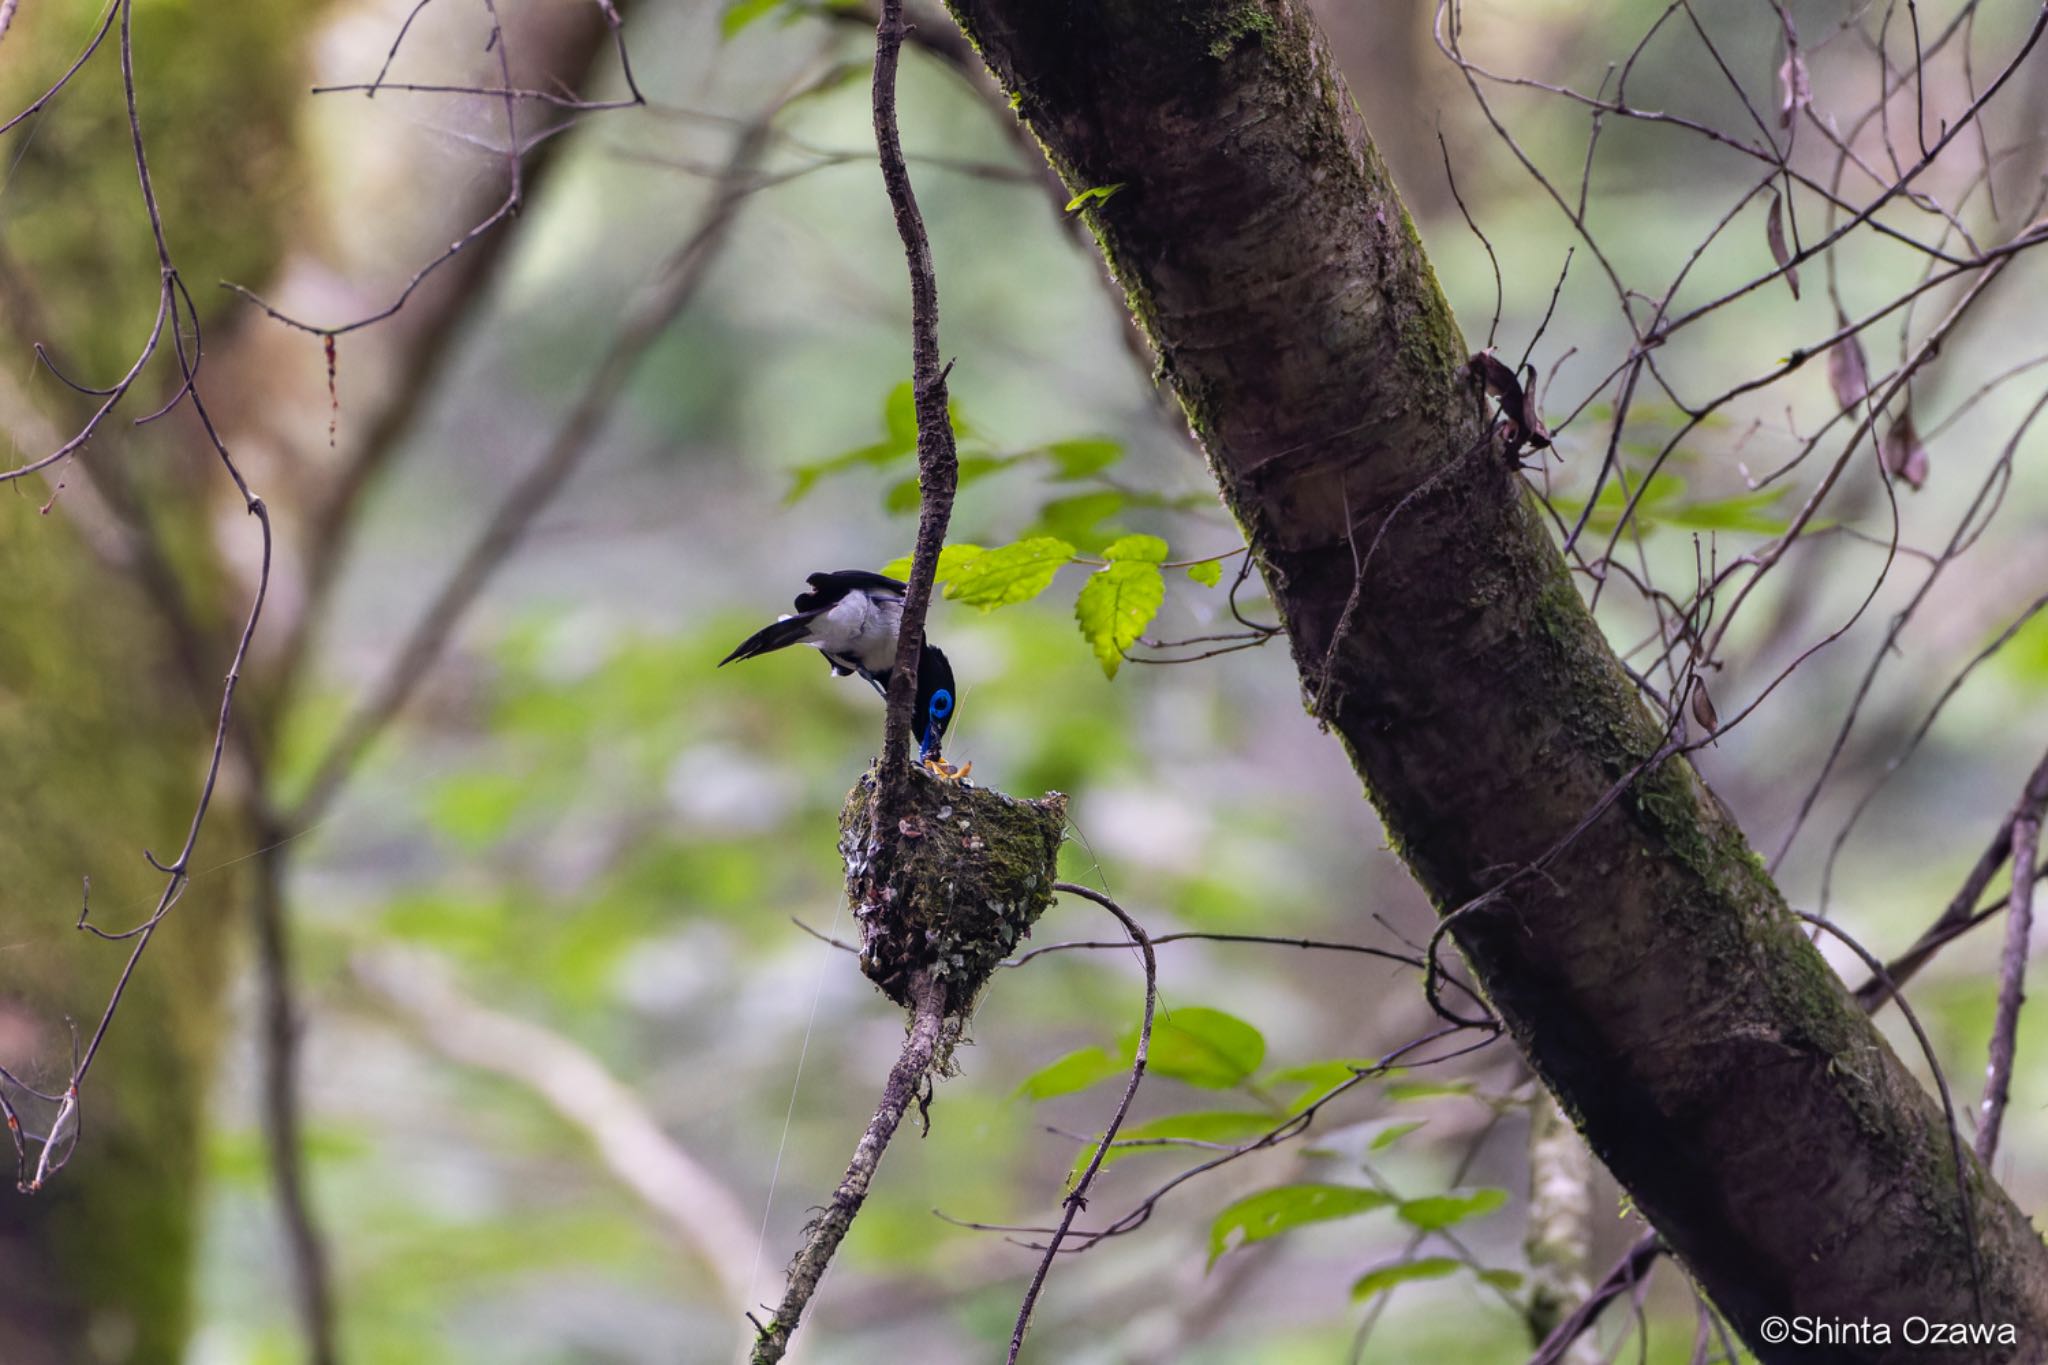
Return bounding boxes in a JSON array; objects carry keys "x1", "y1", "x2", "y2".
[
  {"x1": 718, "y1": 606, "x2": 828, "y2": 667},
  {"x1": 795, "y1": 569, "x2": 905, "y2": 612}
]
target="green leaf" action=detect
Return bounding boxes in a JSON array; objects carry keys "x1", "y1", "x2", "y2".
[
  {"x1": 1186, "y1": 559, "x2": 1225, "y2": 587},
  {"x1": 880, "y1": 543, "x2": 986, "y2": 584},
  {"x1": 1350, "y1": 1256, "x2": 1462, "y2": 1301},
  {"x1": 1064, "y1": 183, "x2": 1127, "y2": 213},
  {"x1": 1384, "y1": 1079, "x2": 1474, "y2": 1102},
  {"x1": 1102, "y1": 533, "x2": 1169, "y2": 564},
  {"x1": 1397, "y1": 1187, "x2": 1509, "y2": 1231},
  {"x1": 884, "y1": 455, "x2": 1012, "y2": 514},
  {"x1": 719, "y1": 0, "x2": 783, "y2": 38},
  {"x1": 1208, "y1": 1183, "x2": 1395, "y2": 1266},
  {"x1": 1029, "y1": 490, "x2": 1128, "y2": 551},
  {"x1": 1136, "y1": 1006, "x2": 1265, "y2": 1089},
  {"x1": 1659, "y1": 484, "x2": 1794, "y2": 534},
  {"x1": 1015, "y1": 1046, "x2": 1122, "y2": 1102},
  {"x1": 1067, "y1": 1110, "x2": 1277, "y2": 1186},
  {"x1": 884, "y1": 380, "x2": 918, "y2": 446},
  {"x1": 1477, "y1": 1268, "x2": 1524, "y2": 1291},
  {"x1": 785, "y1": 441, "x2": 909, "y2": 503},
  {"x1": 1043, "y1": 438, "x2": 1123, "y2": 481},
  {"x1": 1267, "y1": 1058, "x2": 1373, "y2": 1113},
  {"x1": 1371, "y1": 1120, "x2": 1427, "y2": 1151},
  {"x1": 945, "y1": 537, "x2": 1076, "y2": 611},
  {"x1": 1075, "y1": 560, "x2": 1165, "y2": 678}
]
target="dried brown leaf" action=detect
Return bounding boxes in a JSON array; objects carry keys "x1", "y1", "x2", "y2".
[
  {"x1": 1690, "y1": 677, "x2": 1720, "y2": 736},
  {"x1": 1881, "y1": 408, "x2": 1930, "y2": 490},
  {"x1": 1826, "y1": 319, "x2": 1870, "y2": 410},
  {"x1": 1766, "y1": 194, "x2": 1800, "y2": 300}
]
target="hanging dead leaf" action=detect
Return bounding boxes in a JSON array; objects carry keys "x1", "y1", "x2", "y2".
[
  {"x1": 1826, "y1": 316, "x2": 1869, "y2": 410},
  {"x1": 1776, "y1": 19, "x2": 1811, "y2": 129},
  {"x1": 1881, "y1": 409, "x2": 1930, "y2": 489},
  {"x1": 1766, "y1": 193, "x2": 1800, "y2": 299},
  {"x1": 1690, "y1": 677, "x2": 1720, "y2": 736}
]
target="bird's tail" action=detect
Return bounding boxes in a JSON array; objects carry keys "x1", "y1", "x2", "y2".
[{"x1": 718, "y1": 614, "x2": 816, "y2": 666}]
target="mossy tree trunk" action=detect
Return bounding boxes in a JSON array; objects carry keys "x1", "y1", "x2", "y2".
[
  {"x1": 941, "y1": 0, "x2": 2048, "y2": 1357},
  {"x1": 0, "y1": 6, "x2": 312, "y2": 1360},
  {"x1": 0, "y1": 3, "x2": 610, "y2": 1359}
]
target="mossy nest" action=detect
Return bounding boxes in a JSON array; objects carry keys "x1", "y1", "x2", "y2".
[{"x1": 839, "y1": 765, "x2": 1067, "y2": 1013}]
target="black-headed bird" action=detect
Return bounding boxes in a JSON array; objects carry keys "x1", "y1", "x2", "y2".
[{"x1": 721, "y1": 570, "x2": 963, "y2": 772}]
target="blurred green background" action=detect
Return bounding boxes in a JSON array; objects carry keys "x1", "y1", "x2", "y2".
[{"x1": 3, "y1": 0, "x2": 2046, "y2": 1361}]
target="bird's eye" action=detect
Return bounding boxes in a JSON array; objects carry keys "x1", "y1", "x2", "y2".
[{"x1": 929, "y1": 689, "x2": 952, "y2": 717}]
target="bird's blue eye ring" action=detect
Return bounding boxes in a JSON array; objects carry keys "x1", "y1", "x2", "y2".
[{"x1": 928, "y1": 689, "x2": 953, "y2": 717}]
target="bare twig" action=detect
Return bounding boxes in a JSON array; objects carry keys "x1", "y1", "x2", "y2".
[
  {"x1": 867, "y1": 0, "x2": 959, "y2": 809},
  {"x1": 1008, "y1": 884, "x2": 1156, "y2": 1363},
  {"x1": 282, "y1": 68, "x2": 824, "y2": 830},
  {"x1": 1858, "y1": 746, "x2": 2048, "y2": 1011},
  {"x1": 1978, "y1": 807, "x2": 2039, "y2": 1164},
  {"x1": 750, "y1": 970, "x2": 948, "y2": 1364},
  {"x1": 1526, "y1": 1232, "x2": 1662, "y2": 1365}
]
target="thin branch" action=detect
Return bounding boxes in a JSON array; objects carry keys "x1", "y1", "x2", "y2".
[
  {"x1": 281, "y1": 69, "x2": 820, "y2": 830},
  {"x1": 1978, "y1": 807, "x2": 2039, "y2": 1164},
  {"x1": 1008, "y1": 884, "x2": 1155, "y2": 1363},
  {"x1": 1857, "y1": 746, "x2": 2048, "y2": 1011},
  {"x1": 750, "y1": 970, "x2": 948, "y2": 1364},
  {"x1": 868, "y1": 0, "x2": 959, "y2": 807}
]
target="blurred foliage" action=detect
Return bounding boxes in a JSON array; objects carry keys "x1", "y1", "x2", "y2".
[
  {"x1": 0, "y1": 0, "x2": 311, "y2": 375},
  {"x1": 0, "y1": 0, "x2": 2037, "y2": 1360}
]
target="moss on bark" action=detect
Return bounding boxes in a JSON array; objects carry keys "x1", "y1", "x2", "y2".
[
  {"x1": 941, "y1": 0, "x2": 2048, "y2": 1355},
  {"x1": 840, "y1": 766, "x2": 1066, "y2": 1015}
]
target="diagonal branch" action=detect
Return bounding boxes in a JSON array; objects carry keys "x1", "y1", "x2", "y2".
[{"x1": 749, "y1": 970, "x2": 948, "y2": 1364}]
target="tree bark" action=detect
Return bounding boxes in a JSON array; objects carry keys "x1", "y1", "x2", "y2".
[{"x1": 940, "y1": 0, "x2": 2048, "y2": 1357}]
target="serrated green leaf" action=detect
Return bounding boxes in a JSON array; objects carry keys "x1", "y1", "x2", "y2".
[
  {"x1": 945, "y1": 537, "x2": 1075, "y2": 611},
  {"x1": 880, "y1": 543, "x2": 986, "y2": 584},
  {"x1": 1371, "y1": 1119, "x2": 1427, "y2": 1150},
  {"x1": 1350, "y1": 1256, "x2": 1462, "y2": 1300},
  {"x1": 719, "y1": 0, "x2": 783, "y2": 38},
  {"x1": 1075, "y1": 560, "x2": 1165, "y2": 678},
  {"x1": 1043, "y1": 438, "x2": 1123, "y2": 480},
  {"x1": 1067, "y1": 1110, "x2": 1276, "y2": 1186},
  {"x1": 1102, "y1": 533, "x2": 1169, "y2": 564},
  {"x1": 1015, "y1": 1046, "x2": 1122, "y2": 1102},
  {"x1": 1397, "y1": 1187, "x2": 1509, "y2": 1231},
  {"x1": 1187, "y1": 559, "x2": 1225, "y2": 587},
  {"x1": 1064, "y1": 183, "x2": 1127, "y2": 213},
  {"x1": 1209, "y1": 1183, "x2": 1395, "y2": 1266},
  {"x1": 1134, "y1": 1006, "x2": 1265, "y2": 1089}
]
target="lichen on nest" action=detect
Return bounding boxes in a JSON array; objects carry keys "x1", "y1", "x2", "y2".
[{"x1": 840, "y1": 765, "x2": 1068, "y2": 1013}]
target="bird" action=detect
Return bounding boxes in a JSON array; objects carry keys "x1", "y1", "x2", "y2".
[{"x1": 720, "y1": 569, "x2": 964, "y2": 772}]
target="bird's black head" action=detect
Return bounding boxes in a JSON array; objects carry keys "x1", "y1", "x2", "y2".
[{"x1": 914, "y1": 643, "x2": 957, "y2": 760}]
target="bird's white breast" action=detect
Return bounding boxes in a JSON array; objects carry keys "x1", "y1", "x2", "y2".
[{"x1": 808, "y1": 590, "x2": 902, "y2": 672}]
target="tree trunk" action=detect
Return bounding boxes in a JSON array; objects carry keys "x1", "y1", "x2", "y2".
[{"x1": 940, "y1": 0, "x2": 2048, "y2": 1357}]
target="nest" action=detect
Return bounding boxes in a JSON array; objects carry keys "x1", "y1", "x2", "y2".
[{"x1": 839, "y1": 765, "x2": 1067, "y2": 1013}]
